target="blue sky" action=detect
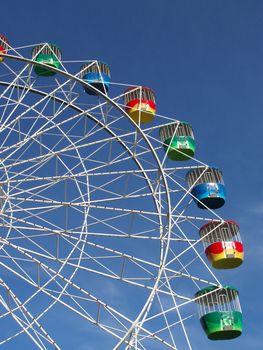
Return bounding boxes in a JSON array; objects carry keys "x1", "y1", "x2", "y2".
[{"x1": 1, "y1": 0, "x2": 262, "y2": 349}]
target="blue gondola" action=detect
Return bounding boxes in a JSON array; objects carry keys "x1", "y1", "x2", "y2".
[
  {"x1": 80, "y1": 61, "x2": 110, "y2": 95},
  {"x1": 186, "y1": 167, "x2": 226, "y2": 209}
]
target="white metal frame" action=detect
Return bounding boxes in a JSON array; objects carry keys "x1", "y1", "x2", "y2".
[{"x1": 0, "y1": 45, "x2": 232, "y2": 349}]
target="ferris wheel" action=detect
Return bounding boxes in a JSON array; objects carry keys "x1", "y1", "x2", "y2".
[{"x1": 0, "y1": 36, "x2": 244, "y2": 349}]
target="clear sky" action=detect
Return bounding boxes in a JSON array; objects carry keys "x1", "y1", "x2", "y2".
[{"x1": 1, "y1": 0, "x2": 262, "y2": 349}]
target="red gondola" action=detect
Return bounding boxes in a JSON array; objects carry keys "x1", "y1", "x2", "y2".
[
  {"x1": 124, "y1": 87, "x2": 156, "y2": 123},
  {"x1": 0, "y1": 35, "x2": 9, "y2": 62},
  {"x1": 199, "y1": 220, "x2": 244, "y2": 269}
]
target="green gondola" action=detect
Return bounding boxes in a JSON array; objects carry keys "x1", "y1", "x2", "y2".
[
  {"x1": 159, "y1": 122, "x2": 195, "y2": 160},
  {"x1": 32, "y1": 44, "x2": 62, "y2": 77},
  {"x1": 195, "y1": 285, "x2": 242, "y2": 340}
]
